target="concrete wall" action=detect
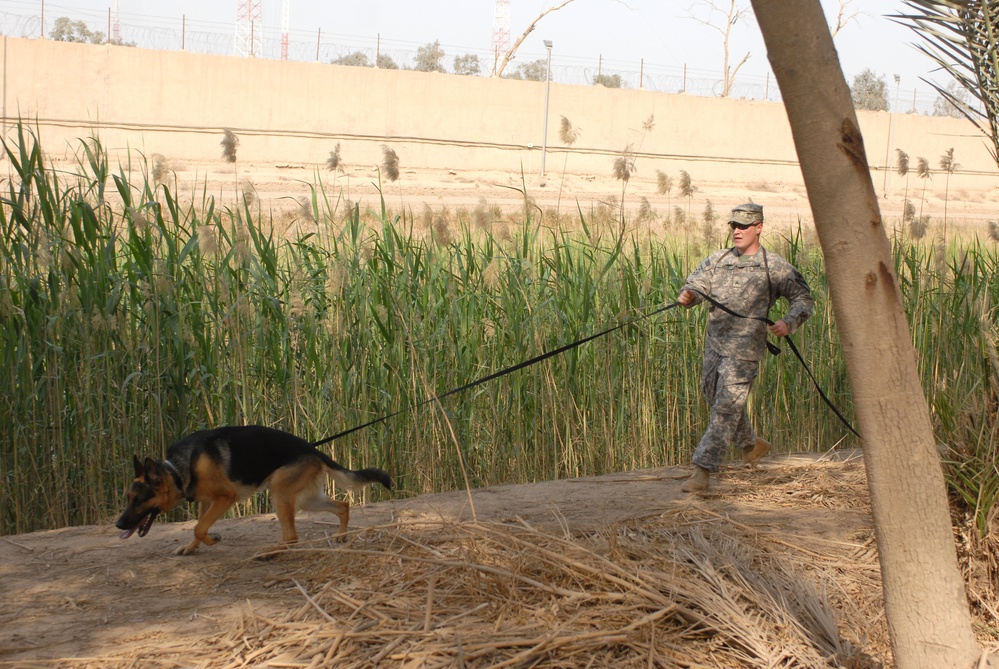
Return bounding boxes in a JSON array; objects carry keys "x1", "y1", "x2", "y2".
[{"x1": 2, "y1": 36, "x2": 996, "y2": 190}]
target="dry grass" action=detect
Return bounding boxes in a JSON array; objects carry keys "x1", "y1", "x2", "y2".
[
  {"x1": 195, "y1": 509, "x2": 882, "y2": 669},
  {"x1": 167, "y1": 462, "x2": 891, "y2": 669}
]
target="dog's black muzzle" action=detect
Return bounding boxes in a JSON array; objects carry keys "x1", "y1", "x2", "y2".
[{"x1": 116, "y1": 507, "x2": 160, "y2": 539}]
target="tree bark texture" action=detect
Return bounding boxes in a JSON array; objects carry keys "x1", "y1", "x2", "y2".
[{"x1": 749, "y1": 1, "x2": 982, "y2": 667}]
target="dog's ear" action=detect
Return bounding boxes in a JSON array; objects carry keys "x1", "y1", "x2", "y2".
[
  {"x1": 143, "y1": 457, "x2": 163, "y2": 484},
  {"x1": 132, "y1": 454, "x2": 145, "y2": 478}
]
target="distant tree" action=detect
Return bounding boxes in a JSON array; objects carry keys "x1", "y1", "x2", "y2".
[
  {"x1": 50, "y1": 17, "x2": 105, "y2": 44},
  {"x1": 453, "y1": 54, "x2": 481, "y2": 76},
  {"x1": 503, "y1": 59, "x2": 548, "y2": 81},
  {"x1": 593, "y1": 73, "x2": 623, "y2": 88},
  {"x1": 850, "y1": 68, "x2": 890, "y2": 111},
  {"x1": 684, "y1": 0, "x2": 752, "y2": 97},
  {"x1": 376, "y1": 53, "x2": 399, "y2": 69},
  {"x1": 414, "y1": 41, "x2": 445, "y2": 72},
  {"x1": 332, "y1": 51, "x2": 371, "y2": 67},
  {"x1": 932, "y1": 79, "x2": 972, "y2": 118}
]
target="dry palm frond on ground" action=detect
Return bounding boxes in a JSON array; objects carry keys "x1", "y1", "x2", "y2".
[{"x1": 205, "y1": 502, "x2": 883, "y2": 667}]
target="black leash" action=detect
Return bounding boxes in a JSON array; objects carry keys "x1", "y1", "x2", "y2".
[
  {"x1": 311, "y1": 301, "x2": 682, "y2": 447},
  {"x1": 692, "y1": 290, "x2": 860, "y2": 438},
  {"x1": 311, "y1": 291, "x2": 859, "y2": 447}
]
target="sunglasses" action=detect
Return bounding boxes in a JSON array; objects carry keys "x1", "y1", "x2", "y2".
[{"x1": 729, "y1": 221, "x2": 761, "y2": 231}]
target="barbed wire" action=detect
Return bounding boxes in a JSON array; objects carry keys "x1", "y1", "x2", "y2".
[{"x1": 0, "y1": 6, "x2": 941, "y2": 115}]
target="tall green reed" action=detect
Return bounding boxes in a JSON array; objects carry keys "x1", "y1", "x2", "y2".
[
  {"x1": 894, "y1": 232, "x2": 999, "y2": 541},
  {"x1": 2, "y1": 125, "x2": 994, "y2": 538}
]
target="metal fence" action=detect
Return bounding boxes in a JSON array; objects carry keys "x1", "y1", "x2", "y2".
[{"x1": 0, "y1": 3, "x2": 942, "y2": 114}]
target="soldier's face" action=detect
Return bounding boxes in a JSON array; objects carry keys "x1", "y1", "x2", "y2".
[{"x1": 730, "y1": 221, "x2": 763, "y2": 253}]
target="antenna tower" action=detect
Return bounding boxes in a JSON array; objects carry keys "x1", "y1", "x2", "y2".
[
  {"x1": 280, "y1": 0, "x2": 290, "y2": 60},
  {"x1": 112, "y1": 0, "x2": 120, "y2": 43},
  {"x1": 235, "y1": 0, "x2": 263, "y2": 57},
  {"x1": 491, "y1": 0, "x2": 511, "y2": 75}
]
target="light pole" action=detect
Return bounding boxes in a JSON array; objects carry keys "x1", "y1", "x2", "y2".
[{"x1": 541, "y1": 40, "x2": 553, "y2": 178}]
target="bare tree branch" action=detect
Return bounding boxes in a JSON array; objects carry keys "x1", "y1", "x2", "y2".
[
  {"x1": 685, "y1": 0, "x2": 753, "y2": 96},
  {"x1": 829, "y1": 0, "x2": 860, "y2": 38},
  {"x1": 492, "y1": 0, "x2": 577, "y2": 78}
]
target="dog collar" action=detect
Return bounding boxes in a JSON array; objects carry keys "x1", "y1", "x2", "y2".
[{"x1": 162, "y1": 459, "x2": 184, "y2": 488}]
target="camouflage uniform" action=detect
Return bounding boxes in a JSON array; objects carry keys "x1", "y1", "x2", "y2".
[{"x1": 681, "y1": 207, "x2": 813, "y2": 472}]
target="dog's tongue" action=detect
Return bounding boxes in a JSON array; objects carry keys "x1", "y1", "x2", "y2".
[{"x1": 120, "y1": 527, "x2": 137, "y2": 540}]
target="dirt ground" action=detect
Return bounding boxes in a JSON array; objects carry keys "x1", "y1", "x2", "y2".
[
  {"x1": 126, "y1": 158, "x2": 999, "y2": 237},
  {"x1": 0, "y1": 452, "x2": 896, "y2": 668}
]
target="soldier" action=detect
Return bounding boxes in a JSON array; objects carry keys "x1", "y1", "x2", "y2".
[{"x1": 677, "y1": 203, "x2": 813, "y2": 493}]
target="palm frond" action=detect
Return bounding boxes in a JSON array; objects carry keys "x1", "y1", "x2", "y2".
[{"x1": 895, "y1": 1, "x2": 999, "y2": 167}]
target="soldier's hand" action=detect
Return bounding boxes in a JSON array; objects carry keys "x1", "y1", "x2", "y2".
[
  {"x1": 677, "y1": 290, "x2": 696, "y2": 308},
  {"x1": 768, "y1": 320, "x2": 790, "y2": 337}
]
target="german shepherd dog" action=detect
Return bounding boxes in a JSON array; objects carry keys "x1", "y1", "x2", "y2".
[{"x1": 116, "y1": 425, "x2": 393, "y2": 555}]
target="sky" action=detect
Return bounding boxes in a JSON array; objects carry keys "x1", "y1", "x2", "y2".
[{"x1": 3, "y1": 0, "x2": 946, "y2": 112}]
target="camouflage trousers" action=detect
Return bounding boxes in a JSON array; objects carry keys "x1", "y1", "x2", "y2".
[{"x1": 691, "y1": 348, "x2": 760, "y2": 472}]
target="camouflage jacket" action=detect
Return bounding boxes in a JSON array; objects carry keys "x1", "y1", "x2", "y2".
[{"x1": 681, "y1": 247, "x2": 813, "y2": 361}]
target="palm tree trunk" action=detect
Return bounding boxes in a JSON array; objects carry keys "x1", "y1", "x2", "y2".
[{"x1": 750, "y1": 1, "x2": 982, "y2": 667}]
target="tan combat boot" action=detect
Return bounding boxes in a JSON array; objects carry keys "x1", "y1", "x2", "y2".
[
  {"x1": 743, "y1": 438, "x2": 771, "y2": 466},
  {"x1": 681, "y1": 466, "x2": 710, "y2": 493}
]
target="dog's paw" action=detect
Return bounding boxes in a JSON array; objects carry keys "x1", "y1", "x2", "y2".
[
  {"x1": 175, "y1": 543, "x2": 200, "y2": 556},
  {"x1": 198, "y1": 533, "x2": 221, "y2": 546},
  {"x1": 254, "y1": 544, "x2": 288, "y2": 561}
]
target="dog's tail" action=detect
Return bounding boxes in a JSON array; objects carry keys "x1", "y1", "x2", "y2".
[{"x1": 317, "y1": 452, "x2": 393, "y2": 492}]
